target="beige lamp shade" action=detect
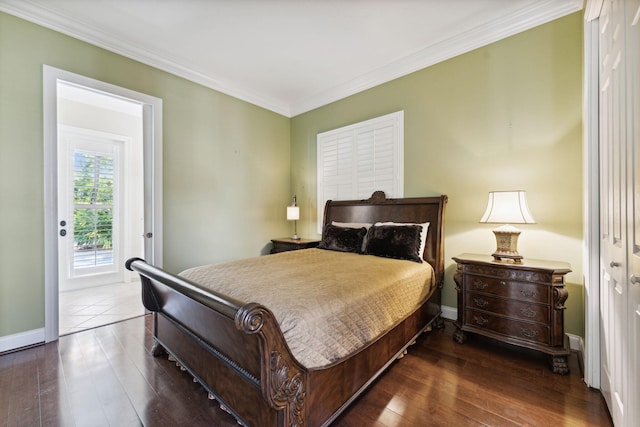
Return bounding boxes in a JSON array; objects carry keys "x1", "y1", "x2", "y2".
[
  {"x1": 480, "y1": 191, "x2": 535, "y2": 224},
  {"x1": 480, "y1": 191, "x2": 535, "y2": 263}
]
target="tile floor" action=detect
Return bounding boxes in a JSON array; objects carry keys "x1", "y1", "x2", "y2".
[{"x1": 59, "y1": 280, "x2": 147, "y2": 335}]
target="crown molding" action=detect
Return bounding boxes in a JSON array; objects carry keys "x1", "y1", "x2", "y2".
[
  {"x1": 1, "y1": 0, "x2": 582, "y2": 118},
  {"x1": 289, "y1": 0, "x2": 584, "y2": 116},
  {"x1": 0, "y1": 0, "x2": 292, "y2": 116}
]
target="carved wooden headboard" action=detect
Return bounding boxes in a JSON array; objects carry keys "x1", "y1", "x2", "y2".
[{"x1": 323, "y1": 191, "x2": 448, "y2": 285}]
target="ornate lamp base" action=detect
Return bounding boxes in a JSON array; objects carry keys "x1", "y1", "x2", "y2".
[
  {"x1": 291, "y1": 220, "x2": 300, "y2": 240},
  {"x1": 491, "y1": 225, "x2": 523, "y2": 263}
]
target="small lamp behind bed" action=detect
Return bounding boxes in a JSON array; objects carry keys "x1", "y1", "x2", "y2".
[{"x1": 287, "y1": 195, "x2": 301, "y2": 240}]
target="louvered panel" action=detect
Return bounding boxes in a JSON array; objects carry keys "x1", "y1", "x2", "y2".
[
  {"x1": 356, "y1": 131, "x2": 374, "y2": 177},
  {"x1": 336, "y1": 183, "x2": 354, "y2": 199},
  {"x1": 322, "y1": 137, "x2": 338, "y2": 177},
  {"x1": 373, "y1": 178, "x2": 394, "y2": 194},
  {"x1": 321, "y1": 183, "x2": 338, "y2": 205},
  {"x1": 373, "y1": 126, "x2": 395, "y2": 175},
  {"x1": 317, "y1": 111, "x2": 404, "y2": 232},
  {"x1": 357, "y1": 180, "x2": 375, "y2": 199},
  {"x1": 337, "y1": 134, "x2": 354, "y2": 178}
]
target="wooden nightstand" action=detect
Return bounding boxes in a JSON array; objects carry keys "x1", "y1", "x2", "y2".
[
  {"x1": 452, "y1": 253, "x2": 572, "y2": 374},
  {"x1": 270, "y1": 238, "x2": 320, "y2": 254}
]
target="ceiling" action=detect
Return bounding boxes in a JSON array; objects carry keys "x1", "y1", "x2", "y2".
[{"x1": 0, "y1": 0, "x2": 583, "y2": 117}]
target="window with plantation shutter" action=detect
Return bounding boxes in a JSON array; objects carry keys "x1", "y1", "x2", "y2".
[{"x1": 317, "y1": 111, "x2": 404, "y2": 233}]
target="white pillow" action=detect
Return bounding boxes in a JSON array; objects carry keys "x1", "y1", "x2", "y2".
[{"x1": 374, "y1": 221, "x2": 430, "y2": 261}]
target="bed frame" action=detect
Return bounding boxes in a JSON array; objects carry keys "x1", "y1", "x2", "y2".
[{"x1": 126, "y1": 191, "x2": 447, "y2": 426}]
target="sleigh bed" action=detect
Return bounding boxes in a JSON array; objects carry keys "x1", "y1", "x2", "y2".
[{"x1": 126, "y1": 191, "x2": 447, "y2": 426}]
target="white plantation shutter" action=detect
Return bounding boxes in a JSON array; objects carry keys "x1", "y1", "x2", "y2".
[{"x1": 317, "y1": 111, "x2": 404, "y2": 233}]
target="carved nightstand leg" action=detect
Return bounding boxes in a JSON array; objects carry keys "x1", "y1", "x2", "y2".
[
  {"x1": 435, "y1": 316, "x2": 445, "y2": 330},
  {"x1": 550, "y1": 355, "x2": 570, "y2": 375},
  {"x1": 453, "y1": 328, "x2": 467, "y2": 344}
]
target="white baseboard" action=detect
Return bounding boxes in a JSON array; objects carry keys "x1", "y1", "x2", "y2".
[
  {"x1": 441, "y1": 304, "x2": 457, "y2": 321},
  {"x1": 0, "y1": 328, "x2": 44, "y2": 353},
  {"x1": 441, "y1": 305, "x2": 582, "y2": 352},
  {"x1": 567, "y1": 333, "x2": 582, "y2": 352}
]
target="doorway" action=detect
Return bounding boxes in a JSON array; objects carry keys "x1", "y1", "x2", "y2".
[
  {"x1": 56, "y1": 89, "x2": 143, "y2": 334},
  {"x1": 43, "y1": 66, "x2": 163, "y2": 341}
]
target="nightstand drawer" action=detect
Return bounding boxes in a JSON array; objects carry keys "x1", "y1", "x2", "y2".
[
  {"x1": 465, "y1": 309, "x2": 550, "y2": 345},
  {"x1": 464, "y1": 275, "x2": 549, "y2": 304},
  {"x1": 465, "y1": 292, "x2": 549, "y2": 324},
  {"x1": 460, "y1": 262, "x2": 555, "y2": 283}
]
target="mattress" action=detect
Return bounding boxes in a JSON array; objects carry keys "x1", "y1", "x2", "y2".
[{"x1": 180, "y1": 248, "x2": 435, "y2": 369}]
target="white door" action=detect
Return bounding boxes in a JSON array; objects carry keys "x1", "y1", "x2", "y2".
[
  {"x1": 599, "y1": 0, "x2": 627, "y2": 424},
  {"x1": 57, "y1": 128, "x2": 127, "y2": 291},
  {"x1": 626, "y1": 0, "x2": 640, "y2": 425}
]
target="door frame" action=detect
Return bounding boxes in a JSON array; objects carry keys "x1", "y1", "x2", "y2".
[
  {"x1": 43, "y1": 65, "x2": 163, "y2": 342},
  {"x1": 583, "y1": 5, "x2": 602, "y2": 389}
]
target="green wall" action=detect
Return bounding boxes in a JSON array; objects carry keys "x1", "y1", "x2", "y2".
[
  {"x1": 0, "y1": 11, "x2": 585, "y2": 340},
  {"x1": 0, "y1": 12, "x2": 290, "y2": 337},
  {"x1": 290, "y1": 13, "x2": 585, "y2": 336}
]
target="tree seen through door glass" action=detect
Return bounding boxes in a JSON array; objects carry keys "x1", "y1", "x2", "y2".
[{"x1": 73, "y1": 150, "x2": 114, "y2": 268}]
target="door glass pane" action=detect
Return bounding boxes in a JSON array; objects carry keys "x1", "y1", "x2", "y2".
[{"x1": 73, "y1": 150, "x2": 114, "y2": 269}]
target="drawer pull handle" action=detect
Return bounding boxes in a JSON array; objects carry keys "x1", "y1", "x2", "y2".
[
  {"x1": 473, "y1": 298, "x2": 489, "y2": 308},
  {"x1": 631, "y1": 275, "x2": 639, "y2": 285},
  {"x1": 520, "y1": 307, "x2": 537, "y2": 318},
  {"x1": 500, "y1": 281, "x2": 506, "y2": 286},
  {"x1": 610, "y1": 261, "x2": 620, "y2": 268},
  {"x1": 473, "y1": 280, "x2": 488, "y2": 290},
  {"x1": 520, "y1": 328, "x2": 538, "y2": 338},
  {"x1": 473, "y1": 315, "x2": 488, "y2": 326},
  {"x1": 520, "y1": 289, "x2": 537, "y2": 298}
]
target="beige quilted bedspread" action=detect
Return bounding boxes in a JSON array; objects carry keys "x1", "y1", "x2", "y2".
[{"x1": 179, "y1": 248, "x2": 435, "y2": 369}]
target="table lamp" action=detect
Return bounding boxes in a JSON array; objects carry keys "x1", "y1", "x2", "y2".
[
  {"x1": 287, "y1": 195, "x2": 300, "y2": 240},
  {"x1": 480, "y1": 190, "x2": 535, "y2": 263}
]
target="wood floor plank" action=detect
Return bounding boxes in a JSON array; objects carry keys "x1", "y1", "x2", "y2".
[
  {"x1": 0, "y1": 352, "x2": 15, "y2": 425},
  {"x1": 6, "y1": 346, "x2": 41, "y2": 427},
  {"x1": 333, "y1": 322, "x2": 612, "y2": 427},
  {"x1": 0, "y1": 315, "x2": 612, "y2": 427},
  {"x1": 38, "y1": 376, "x2": 76, "y2": 427}
]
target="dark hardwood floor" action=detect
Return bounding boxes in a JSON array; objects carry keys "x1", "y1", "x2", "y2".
[{"x1": 0, "y1": 315, "x2": 612, "y2": 426}]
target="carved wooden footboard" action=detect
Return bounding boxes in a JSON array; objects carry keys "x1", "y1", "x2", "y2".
[
  {"x1": 126, "y1": 257, "x2": 305, "y2": 425},
  {"x1": 126, "y1": 193, "x2": 447, "y2": 426}
]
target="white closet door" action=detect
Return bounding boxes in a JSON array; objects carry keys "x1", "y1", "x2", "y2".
[
  {"x1": 626, "y1": 1, "x2": 640, "y2": 426},
  {"x1": 599, "y1": 1, "x2": 628, "y2": 425}
]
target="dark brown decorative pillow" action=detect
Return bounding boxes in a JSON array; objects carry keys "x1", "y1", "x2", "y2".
[
  {"x1": 363, "y1": 225, "x2": 423, "y2": 263},
  {"x1": 318, "y1": 224, "x2": 368, "y2": 253}
]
